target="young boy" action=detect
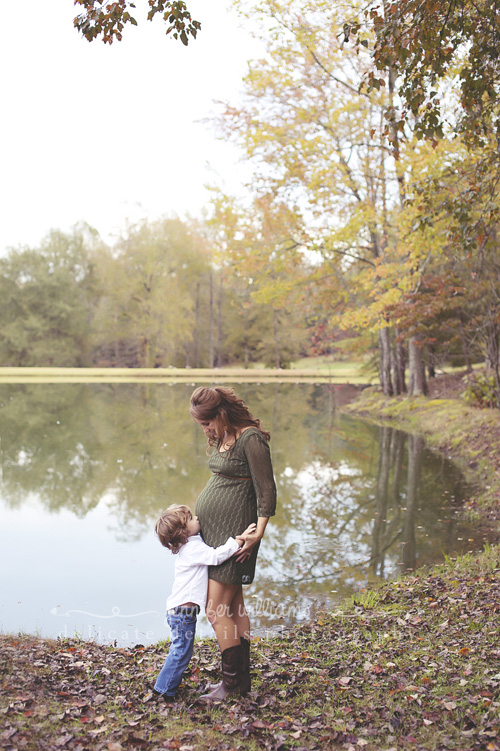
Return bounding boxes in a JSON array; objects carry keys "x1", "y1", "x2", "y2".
[{"x1": 151, "y1": 504, "x2": 255, "y2": 703}]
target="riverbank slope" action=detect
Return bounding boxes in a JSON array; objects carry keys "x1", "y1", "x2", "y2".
[
  {"x1": 345, "y1": 387, "x2": 500, "y2": 524},
  {"x1": 1, "y1": 382, "x2": 499, "y2": 751}
]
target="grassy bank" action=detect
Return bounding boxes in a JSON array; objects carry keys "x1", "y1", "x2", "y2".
[
  {"x1": 344, "y1": 388, "x2": 500, "y2": 522},
  {"x1": 0, "y1": 361, "x2": 374, "y2": 384},
  {"x1": 1, "y1": 384, "x2": 500, "y2": 751}
]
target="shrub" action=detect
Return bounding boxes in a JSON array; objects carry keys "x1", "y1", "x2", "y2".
[{"x1": 463, "y1": 371, "x2": 498, "y2": 408}]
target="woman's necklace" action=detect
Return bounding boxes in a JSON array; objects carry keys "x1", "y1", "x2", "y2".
[{"x1": 220, "y1": 430, "x2": 238, "y2": 452}]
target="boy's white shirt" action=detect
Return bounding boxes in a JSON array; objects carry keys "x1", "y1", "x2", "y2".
[{"x1": 166, "y1": 533, "x2": 240, "y2": 611}]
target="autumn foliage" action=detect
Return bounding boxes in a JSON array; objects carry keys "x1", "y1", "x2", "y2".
[
  {"x1": 73, "y1": 0, "x2": 200, "y2": 45},
  {"x1": 67, "y1": 0, "x2": 500, "y2": 407}
]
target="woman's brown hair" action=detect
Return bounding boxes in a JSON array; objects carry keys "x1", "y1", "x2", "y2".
[
  {"x1": 155, "y1": 505, "x2": 193, "y2": 554},
  {"x1": 189, "y1": 386, "x2": 270, "y2": 448}
]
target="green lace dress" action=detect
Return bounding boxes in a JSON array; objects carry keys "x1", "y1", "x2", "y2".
[{"x1": 195, "y1": 427, "x2": 277, "y2": 585}]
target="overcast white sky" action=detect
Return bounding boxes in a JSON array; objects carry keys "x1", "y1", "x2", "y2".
[{"x1": 0, "y1": 0, "x2": 261, "y2": 254}]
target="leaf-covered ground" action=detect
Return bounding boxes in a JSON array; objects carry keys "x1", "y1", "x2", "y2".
[
  {"x1": 1, "y1": 549, "x2": 499, "y2": 751},
  {"x1": 2, "y1": 383, "x2": 500, "y2": 751}
]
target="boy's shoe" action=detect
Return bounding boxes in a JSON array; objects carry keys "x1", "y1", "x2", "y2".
[{"x1": 146, "y1": 688, "x2": 176, "y2": 704}]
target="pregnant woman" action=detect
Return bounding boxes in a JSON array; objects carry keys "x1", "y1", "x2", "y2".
[{"x1": 190, "y1": 386, "x2": 277, "y2": 700}]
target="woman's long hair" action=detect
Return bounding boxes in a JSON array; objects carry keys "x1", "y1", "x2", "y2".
[{"x1": 190, "y1": 386, "x2": 270, "y2": 448}]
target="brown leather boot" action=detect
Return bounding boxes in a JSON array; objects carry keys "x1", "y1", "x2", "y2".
[
  {"x1": 206, "y1": 637, "x2": 251, "y2": 694},
  {"x1": 240, "y1": 636, "x2": 251, "y2": 694},
  {"x1": 200, "y1": 643, "x2": 244, "y2": 701}
]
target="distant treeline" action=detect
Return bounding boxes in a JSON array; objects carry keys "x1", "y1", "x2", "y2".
[
  {"x1": 0, "y1": 219, "x2": 312, "y2": 369},
  {"x1": 0, "y1": 212, "x2": 489, "y2": 380}
]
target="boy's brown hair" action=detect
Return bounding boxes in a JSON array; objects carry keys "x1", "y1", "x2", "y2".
[{"x1": 155, "y1": 504, "x2": 193, "y2": 554}]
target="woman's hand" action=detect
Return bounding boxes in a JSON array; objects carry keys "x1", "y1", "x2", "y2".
[
  {"x1": 234, "y1": 517, "x2": 269, "y2": 562},
  {"x1": 239, "y1": 522, "x2": 257, "y2": 539},
  {"x1": 234, "y1": 523, "x2": 256, "y2": 557},
  {"x1": 234, "y1": 528, "x2": 261, "y2": 561}
]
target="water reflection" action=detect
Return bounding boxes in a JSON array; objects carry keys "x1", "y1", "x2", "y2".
[
  {"x1": 253, "y1": 416, "x2": 482, "y2": 632},
  {"x1": 0, "y1": 383, "x2": 485, "y2": 644}
]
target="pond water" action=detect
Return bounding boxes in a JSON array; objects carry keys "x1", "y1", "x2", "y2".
[{"x1": 0, "y1": 382, "x2": 486, "y2": 646}]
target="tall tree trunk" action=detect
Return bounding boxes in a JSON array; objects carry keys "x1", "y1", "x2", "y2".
[
  {"x1": 192, "y1": 281, "x2": 200, "y2": 367},
  {"x1": 485, "y1": 314, "x2": 500, "y2": 408},
  {"x1": 458, "y1": 309, "x2": 473, "y2": 374},
  {"x1": 215, "y1": 274, "x2": 223, "y2": 368},
  {"x1": 397, "y1": 338, "x2": 406, "y2": 393},
  {"x1": 243, "y1": 302, "x2": 250, "y2": 369},
  {"x1": 391, "y1": 331, "x2": 406, "y2": 395},
  {"x1": 387, "y1": 63, "x2": 406, "y2": 203},
  {"x1": 113, "y1": 315, "x2": 119, "y2": 365},
  {"x1": 427, "y1": 343, "x2": 436, "y2": 379},
  {"x1": 408, "y1": 336, "x2": 428, "y2": 395},
  {"x1": 273, "y1": 309, "x2": 281, "y2": 369},
  {"x1": 140, "y1": 336, "x2": 150, "y2": 369},
  {"x1": 379, "y1": 327, "x2": 394, "y2": 396},
  {"x1": 208, "y1": 272, "x2": 214, "y2": 368}
]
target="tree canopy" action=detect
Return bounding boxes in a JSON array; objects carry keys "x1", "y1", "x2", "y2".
[
  {"x1": 351, "y1": 0, "x2": 500, "y2": 144},
  {"x1": 73, "y1": 0, "x2": 201, "y2": 45},
  {"x1": 41, "y1": 0, "x2": 500, "y2": 408},
  {"x1": 204, "y1": 0, "x2": 500, "y2": 403}
]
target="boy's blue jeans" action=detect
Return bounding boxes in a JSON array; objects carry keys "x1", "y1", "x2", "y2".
[{"x1": 154, "y1": 606, "x2": 199, "y2": 697}]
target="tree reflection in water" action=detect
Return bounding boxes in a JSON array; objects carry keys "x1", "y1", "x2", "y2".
[
  {"x1": 0, "y1": 382, "x2": 483, "y2": 639},
  {"x1": 253, "y1": 416, "x2": 480, "y2": 634}
]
